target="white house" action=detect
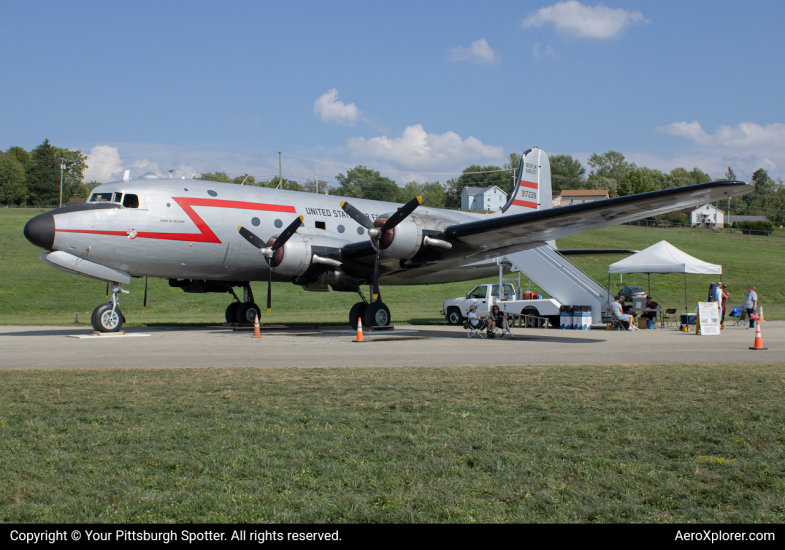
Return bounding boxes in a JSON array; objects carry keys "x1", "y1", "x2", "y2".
[
  {"x1": 689, "y1": 204, "x2": 724, "y2": 227},
  {"x1": 460, "y1": 185, "x2": 508, "y2": 212},
  {"x1": 557, "y1": 189, "x2": 609, "y2": 206}
]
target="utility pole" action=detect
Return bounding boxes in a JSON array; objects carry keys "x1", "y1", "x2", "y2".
[
  {"x1": 315, "y1": 170, "x2": 319, "y2": 194},
  {"x1": 59, "y1": 158, "x2": 65, "y2": 207},
  {"x1": 277, "y1": 152, "x2": 282, "y2": 189}
]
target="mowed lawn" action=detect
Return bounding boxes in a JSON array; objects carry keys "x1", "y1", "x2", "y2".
[
  {"x1": 1, "y1": 365, "x2": 783, "y2": 523},
  {"x1": 1, "y1": 208, "x2": 784, "y2": 325}
]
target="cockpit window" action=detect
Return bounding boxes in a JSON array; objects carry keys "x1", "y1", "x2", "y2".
[
  {"x1": 90, "y1": 192, "x2": 114, "y2": 202},
  {"x1": 113, "y1": 192, "x2": 123, "y2": 203},
  {"x1": 122, "y1": 194, "x2": 139, "y2": 208}
]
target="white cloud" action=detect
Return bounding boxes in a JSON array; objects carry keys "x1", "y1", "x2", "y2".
[
  {"x1": 523, "y1": 1, "x2": 646, "y2": 39},
  {"x1": 656, "y1": 120, "x2": 785, "y2": 179},
  {"x1": 313, "y1": 89, "x2": 360, "y2": 127},
  {"x1": 83, "y1": 145, "x2": 124, "y2": 182},
  {"x1": 532, "y1": 42, "x2": 558, "y2": 59},
  {"x1": 346, "y1": 124, "x2": 505, "y2": 172},
  {"x1": 450, "y1": 39, "x2": 500, "y2": 64}
]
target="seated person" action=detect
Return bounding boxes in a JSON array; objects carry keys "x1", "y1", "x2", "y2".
[
  {"x1": 487, "y1": 304, "x2": 513, "y2": 338},
  {"x1": 641, "y1": 296, "x2": 659, "y2": 320},
  {"x1": 620, "y1": 296, "x2": 633, "y2": 314},
  {"x1": 610, "y1": 296, "x2": 638, "y2": 331},
  {"x1": 466, "y1": 305, "x2": 486, "y2": 331}
]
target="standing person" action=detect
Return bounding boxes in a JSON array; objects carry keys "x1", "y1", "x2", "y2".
[
  {"x1": 720, "y1": 284, "x2": 729, "y2": 327},
  {"x1": 744, "y1": 285, "x2": 758, "y2": 329}
]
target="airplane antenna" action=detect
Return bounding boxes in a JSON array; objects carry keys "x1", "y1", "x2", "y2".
[
  {"x1": 240, "y1": 174, "x2": 250, "y2": 186},
  {"x1": 123, "y1": 170, "x2": 130, "y2": 181},
  {"x1": 168, "y1": 170, "x2": 175, "y2": 178},
  {"x1": 315, "y1": 170, "x2": 318, "y2": 194}
]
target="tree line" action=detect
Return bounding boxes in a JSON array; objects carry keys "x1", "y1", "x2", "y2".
[
  {"x1": 0, "y1": 140, "x2": 90, "y2": 205},
  {"x1": 3, "y1": 140, "x2": 783, "y2": 224}
]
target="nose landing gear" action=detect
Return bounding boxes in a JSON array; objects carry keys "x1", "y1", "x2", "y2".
[{"x1": 91, "y1": 282, "x2": 128, "y2": 332}]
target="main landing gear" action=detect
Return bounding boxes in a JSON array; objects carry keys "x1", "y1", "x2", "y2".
[
  {"x1": 349, "y1": 288, "x2": 391, "y2": 330},
  {"x1": 225, "y1": 284, "x2": 261, "y2": 324},
  {"x1": 91, "y1": 282, "x2": 128, "y2": 332}
]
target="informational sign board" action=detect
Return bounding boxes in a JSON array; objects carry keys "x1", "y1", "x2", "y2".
[{"x1": 698, "y1": 301, "x2": 721, "y2": 336}]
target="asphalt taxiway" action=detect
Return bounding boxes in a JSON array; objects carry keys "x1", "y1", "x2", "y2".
[{"x1": 0, "y1": 321, "x2": 781, "y2": 369}]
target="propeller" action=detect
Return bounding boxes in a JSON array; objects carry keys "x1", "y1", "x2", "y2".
[
  {"x1": 238, "y1": 215, "x2": 304, "y2": 313},
  {"x1": 340, "y1": 196, "x2": 422, "y2": 301}
]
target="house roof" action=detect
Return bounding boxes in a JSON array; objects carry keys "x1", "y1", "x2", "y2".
[
  {"x1": 689, "y1": 204, "x2": 724, "y2": 213},
  {"x1": 559, "y1": 189, "x2": 609, "y2": 197}
]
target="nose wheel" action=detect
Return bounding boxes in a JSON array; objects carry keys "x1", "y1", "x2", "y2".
[{"x1": 91, "y1": 282, "x2": 128, "y2": 332}]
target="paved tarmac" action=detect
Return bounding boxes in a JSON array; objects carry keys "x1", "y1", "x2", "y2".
[{"x1": 1, "y1": 321, "x2": 782, "y2": 370}]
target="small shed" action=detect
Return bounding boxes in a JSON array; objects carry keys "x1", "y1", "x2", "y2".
[{"x1": 461, "y1": 185, "x2": 508, "y2": 212}]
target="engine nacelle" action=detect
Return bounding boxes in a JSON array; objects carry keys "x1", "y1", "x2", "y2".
[
  {"x1": 268, "y1": 229, "x2": 347, "y2": 277},
  {"x1": 374, "y1": 213, "x2": 449, "y2": 260}
]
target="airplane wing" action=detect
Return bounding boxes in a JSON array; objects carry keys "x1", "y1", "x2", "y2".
[
  {"x1": 440, "y1": 180, "x2": 749, "y2": 261},
  {"x1": 341, "y1": 180, "x2": 751, "y2": 278}
]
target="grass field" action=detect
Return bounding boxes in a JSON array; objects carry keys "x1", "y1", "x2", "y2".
[
  {"x1": 1, "y1": 208, "x2": 783, "y2": 325},
  {"x1": 1, "y1": 364, "x2": 783, "y2": 523}
]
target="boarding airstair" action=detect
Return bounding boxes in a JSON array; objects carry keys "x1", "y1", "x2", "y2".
[{"x1": 503, "y1": 243, "x2": 614, "y2": 324}]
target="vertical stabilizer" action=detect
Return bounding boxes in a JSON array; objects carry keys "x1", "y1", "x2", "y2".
[{"x1": 500, "y1": 147, "x2": 552, "y2": 215}]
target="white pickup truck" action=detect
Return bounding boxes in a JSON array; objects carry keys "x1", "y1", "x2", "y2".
[{"x1": 441, "y1": 283, "x2": 562, "y2": 327}]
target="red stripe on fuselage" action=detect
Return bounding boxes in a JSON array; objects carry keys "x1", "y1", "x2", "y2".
[
  {"x1": 55, "y1": 197, "x2": 297, "y2": 244},
  {"x1": 519, "y1": 181, "x2": 538, "y2": 189},
  {"x1": 512, "y1": 200, "x2": 539, "y2": 209}
]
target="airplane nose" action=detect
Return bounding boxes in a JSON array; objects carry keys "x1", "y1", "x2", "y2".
[{"x1": 24, "y1": 211, "x2": 55, "y2": 250}]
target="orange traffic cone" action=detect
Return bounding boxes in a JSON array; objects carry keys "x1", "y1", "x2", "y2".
[
  {"x1": 252, "y1": 315, "x2": 262, "y2": 338},
  {"x1": 759, "y1": 306, "x2": 765, "y2": 322},
  {"x1": 354, "y1": 317, "x2": 364, "y2": 342},
  {"x1": 749, "y1": 323, "x2": 767, "y2": 350},
  {"x1": 74, "y1": 313, "x2": 79, "y2": 324}
]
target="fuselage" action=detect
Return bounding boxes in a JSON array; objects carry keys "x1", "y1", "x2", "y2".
[{"x1": 24, "y1": 175, "x2": 499, "y2": 286}]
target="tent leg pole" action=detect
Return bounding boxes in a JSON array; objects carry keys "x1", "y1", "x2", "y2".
[
  {"x1": 684, "y1": 273, "x2": 688, "y2": 315},
  {"x1": 648, "y1": 273, "x2": 651, "y2": 297}
]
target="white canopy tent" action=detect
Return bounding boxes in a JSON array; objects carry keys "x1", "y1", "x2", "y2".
[{"x1": 607, "y1": 240, "x2": 722, "y2": 313}]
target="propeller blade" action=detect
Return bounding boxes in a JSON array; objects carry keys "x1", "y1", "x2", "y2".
[
  {"x1": 382, "y1": 196, "x2": 422, "y2": 231},
  {"x1": 238, "y1": 226, "x2": 267, "y2": 249},
  {"x1": 143, "y1": 277, "x2": 148, "y2": 310},
  {"x1": 372, "y1": 249, "x2": 381, "y2": 302},
  {"x1": 267, "y1": 260, "x2": 272, "y2": 313},
  {"x1": 272, "y1": 215, "x2": 304, "y2": 250},
  {"x1": 340, "y1": 201, "x2": 375, "y2": 229}
]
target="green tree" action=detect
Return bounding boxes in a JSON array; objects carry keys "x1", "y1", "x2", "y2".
[
  {"x1": 56, "y1": 146, "x2": 88, "y2": 204},
  {"x1": 617, "y1": 169, "x2": 655, "y2": 196},
  {"x1": 232, "y1": 174, "x2": 255, "y2": 185},
  {"x1": 25, "y1": 139, "x2": 60, "y2": 205},
  {"x1": 420, "y1": 181, "x2": 446, "y2": 208},
  {"x1": 197, "y1": 171, "x2": 232, "y2": 183},
  {"x1": 264, "y1": 177, "x2": 303, "y2": 192},
  {"x1": 0, "y1": 151, "x2": 28, "y2": 205},
  {"x1": 330, "y1": 166, "x2": 398, "y2": 202},
  {"x1": 725, "y1": 166, "x2": 737, "y2": 181},
  {"x1": 586, "y1": 151, "x2": 635, "y2": 197},
  {"x1": 550, "y1": 154, "x2": 586, "y2": 193},
  {"x1": 302, "y1": 178, "x2": 329, "y2": 194}
]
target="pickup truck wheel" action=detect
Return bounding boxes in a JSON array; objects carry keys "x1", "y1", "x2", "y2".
[
  {"x1": 446, "y1": 307, "x2": 464, "y2": 325},
  {"x1": 521, "y1": 306, "x2": 540, "y2": 318}
]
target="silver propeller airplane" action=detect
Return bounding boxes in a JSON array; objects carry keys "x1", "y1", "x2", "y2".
[{"x1": 24, "y1": 148, "x2": 751, "y2": 332}]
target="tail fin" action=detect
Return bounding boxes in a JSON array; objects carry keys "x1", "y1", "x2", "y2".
[{"x1": 500, "y1": 147, "x2": 552, "y2": 215}]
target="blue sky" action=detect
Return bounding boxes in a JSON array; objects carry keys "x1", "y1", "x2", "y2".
[{"x1": 2, "y1": 1, "x2": 783, "y2": 185}]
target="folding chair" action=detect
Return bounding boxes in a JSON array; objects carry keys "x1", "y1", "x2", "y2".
[
  {"x1": 661, "y1": 308, "x2": 678, "y2": 329},
  {"x1": 607, "y1": 312, "x2": 624, "y2": 331},
  {"x1": 729, "y1": 306, "x2": 745, "y2": 326},
  {"x1": 464, "y1": 319, "x2": 487, "y2": 338}
]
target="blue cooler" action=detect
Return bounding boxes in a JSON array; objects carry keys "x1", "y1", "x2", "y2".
[
  {"x1": 680, "y1": 313, "x2": 697, "y2": 327},
  {"x1": 560, "y1": 306, "x2": 573, "y2": 330}
]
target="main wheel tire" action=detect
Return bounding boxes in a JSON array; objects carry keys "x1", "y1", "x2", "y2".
[
  {"x1": 92, "y1": 303, "x2": 124, "y2": 332},
  {"x1": 349, "y1": 302, "x2": 367, "y2": 330},
  {"x1": 225, "y1": 302, "x2": 240, "y2": 323},
  {"x1": 363, "y1": 301, "x2": 391, "y2": 330},
  {"x1": 236, "y1": 302, "x2": 261, "y2": 325},
  {"x1": 446, "y1": 307, "x2": 464, "y2": 325}
]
